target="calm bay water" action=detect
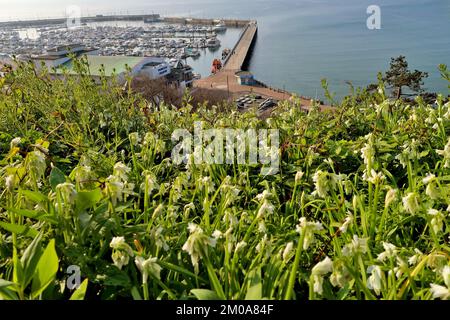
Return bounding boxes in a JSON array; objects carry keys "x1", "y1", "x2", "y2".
[{"x1": 1, "y1": 0, "x2": 449, "y2": 99}]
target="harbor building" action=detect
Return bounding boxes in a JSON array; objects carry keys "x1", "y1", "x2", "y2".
[
  {"x1": 53, "y1": 55, "x2": 172, "y2": 82},
  {"x1": 23, "y1": 45, "x2": 172, "y2": 83}
]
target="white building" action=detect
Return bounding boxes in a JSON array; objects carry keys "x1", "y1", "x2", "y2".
[{"x1": 24, "y1": 45, "x2": 171, "y2": 82}]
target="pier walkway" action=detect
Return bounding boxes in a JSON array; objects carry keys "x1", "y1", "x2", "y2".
[{"x1": 223, "y1": 21, "x2": 258, "y2": 71}]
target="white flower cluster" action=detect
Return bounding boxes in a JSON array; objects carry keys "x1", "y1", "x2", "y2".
[
  {"x1": 135, "y1": 255, "x2": 162, "y2": 284},
  {"x1": 105, "y1": 162, "x2": 135, "y2": 205},
  {"x1": 182, "y1": 223, "x2": 216, "y2": 273},
  {"x1": 296, "y1": 217, "x2": 323, "y2": 250},
  {"x1": 312, "y1": 170, "x2": 338, "y2": 198},
  {"x1": 430, "y1": 265, "x2": 450, "y2": 300},
  {"x1": 110, "y1": 236, "x2": 134, "y2": 270}
]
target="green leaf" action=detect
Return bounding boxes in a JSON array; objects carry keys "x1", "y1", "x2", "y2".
[
  {"x1": 69, "y1": 279, "x2": 88, "y2": 300},
  {"x1": 158, "y1": 261, "x2": 207, "y2": 283},
  {"x1": 6, "y1": 207, "x2": 57, "y2": 224},
  {"x1": 19, "y1": 189, "x2": 48, "y2": 204},
  {"x1": 191, "y1": 289, "x2": 220, "y2": 300},
  {"x1": 131, "y1": 286, "x2": 143, "y2": 300},
  {"x1": 0, "y1": 279, "x2": 18, "y2": 289},
  {"x1": 12, "y1": 248, "x2": 24, "y2": 286},
  {"x1": 0, "y1": 222, "x2": 38, "y2": 238},
  {"x1": 0, "y1": 281, "x2": 19, "y2": 300},
  {"x1": 76, "y1": 189, "x2": 103, "y2": 213},
  {"x1": 31, "y1": 239, "x2": 59, "y2": 299},
  {"x1": 245, "y1": 268, "x2": 262, "y2": 300},
  {"x1": 49, "y1": 166, "x2": 66, "y2": 191},
  {"x1": 20, "y1": 233, "x2": 43, "y2": 288}
]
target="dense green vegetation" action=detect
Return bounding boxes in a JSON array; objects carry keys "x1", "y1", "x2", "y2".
[{"x1": 0, "y1": 60, "x2": 449, "y2": 300}]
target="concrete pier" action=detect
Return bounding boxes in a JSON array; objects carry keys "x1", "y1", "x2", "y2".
[{"x1": 223, "y1": 21, "x2": 258, "y2": 71}]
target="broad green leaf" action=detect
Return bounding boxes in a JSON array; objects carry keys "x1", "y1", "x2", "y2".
[
  {"x1": 0, "y1": 222, "x2": 38, "y2": 238},
  {"x1": 20, "y1": 233, "x2": 43, "y2": 288},
  {"x1": 6, "y1": 208, "x2": 57, "y2": 224},
  {"x1": 245, "y1": 268, "x2": 262, "y2": 300},
  {"x1": 19, "y1": 189, "x2": 48, "y2": 203},
  {"x1": 0, "y1": 279, "x2": 19, "y2": 300},
  {"x1": 12, "y1": 248, "x2": 24, "y2": 287},
  {"x1": 0, "y1": 279, "x2": 18, "y2": 289},
  {"x1": 49, "y1": 166, "x2": 66, "y2": 191},
  {"x1": 69, "y1": 279, "x2": 88, "y2": 300},
  {"x1": 76, "y1": 189, "x2": 103, "y2": 213},
  {"x1": 131, "y1": 286, "x2": 143, "y2": 300},
  {"x1": 191, "y1": 289, "x2": 220, "y2": 300},
  {"x1": 0, "y1": 287, "x2": 19, "y2": 300},
  {"x1": 31, "y1": 239, "x2": 59, "y2": 299}
]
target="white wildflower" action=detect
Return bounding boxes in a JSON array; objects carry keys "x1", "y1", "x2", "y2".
[
  {"x1": 141, "y1": 171, "x2": 159, "y2": 196},
  {"x1": 342, "y1": 235, "x2": 368, "y2": 257},
  {"x1": 295, "y1": 171, "x2": 304, "y2": 183},
  {"x1": 56, "y1": 183, "x2": 77, "y2": 206},
  {"x1": 113, "y1": 162, "x2": 131, "y2": 181},
  {"x1": 436, "y1": 138, "x2": 450, "y2": 168},
  {"x1": 430, "y1": 284, "x2": 450, "y2": 300},
  {"x1": 377, "y1": 242, "x2": 398, "y2": 262},
  {"x1": 363, "y1": 169, "x2": 385, "y2": 185},
  {"x1": 257, "y1": 200, "x2": 274, "y2": 219},
  {"x1": 212, "y1": 230, "x2": 223, "y2": 240},
  {"x1": 428, "y1": 209, "x2": 446, "y2": 234},
  {"x1": 5, "y1": 174, "x2": 17, "y2": 192},
  {"x1": 408, "y1": 249, "x2": 424, "y2": 266},
  {"x1": 106, "y1": 176, "x2": 135, "y2": 204},
  {"x1": 330, "y1": 261, "x2": 351, "y2": 288},
  {"x1": 312, "y1": 256, "x2": 333, "y2": 275},
  {"x1": 10, "y1": 137, "x2": 22, "y2": 149},
  {"x1": 255, "y1": 190, "x2": 272, "y2": 201},
  {"x1": 128, "y1": 132, "x2": 141, "y2": 146},
  {"x1": 25, "y1": 150, "x2": 47, "y2": 183},
  {"x1": 182, "y1": 223, "x2": 216, "y2": 273},
  {"x1": 296, "y1": 217, "x2": 324, "y2": 250},
  {"x1": 312, "y1": 170, "x2": 337, "y2": 198},
  {"x1": 402, "y1": 192, "x2": 420, "y2": 214},
  {"x1": 339, "y1": 213, "x2": 353, "y2": 233},
  {"x1": 110, "y1": 236, "x2": 134, "y2": 270},
  {"x1": 282, "y1": 242, "x2": 294, "y2": 263},
  {"x1": 234, "y1": 241, "x2": 247, "y2": 254},
  {"x1": 150, "y1": 226, "x2": 169, "y2": 251},
  {"x1": 199, "y1": 176, "x2": 215, "y2": 194},
  {"x1": 311, "y1": 257, "x2": 333, "y2": 295},
  {"x1": 385, "y1": 188, "x2": 398, "y2": 208},
  {"x1": 258, "y1": 220, "x2": 266, "y2": 233},
  {"x1": 430, "y1": 265, "x2": 450, "y2": 300},
  {"x1": 135, "y1": 256, "x2": 162, "y2": 284},
  {"x1": 367, "y1": 265, "x2": 383, "y2": 295},
  {"x1": 361, "y1": 138, "x2": 375, "y2": 167},
  {"x1": 393, "y1": 257, "x2": 408, "y2": 279}
]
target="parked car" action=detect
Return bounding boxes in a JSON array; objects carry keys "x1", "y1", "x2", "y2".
[{"x1": 258, "y1": 98, "x2": 278, "y2": 111}]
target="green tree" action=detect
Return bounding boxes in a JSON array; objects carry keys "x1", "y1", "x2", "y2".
[{"x1": 383, "y1": 56, "x2": 428, "y2": 99}]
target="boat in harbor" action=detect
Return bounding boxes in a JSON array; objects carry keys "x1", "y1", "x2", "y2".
[
  {"x1": 206, "y1": 37, "x2": 221, "y2": 48},
  {"x1": 213, "y1": 21, "x2": 227, "y2": 33}
]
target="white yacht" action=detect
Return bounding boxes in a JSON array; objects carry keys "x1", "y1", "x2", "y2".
[
  {"x1": 206, "y1": 37, "x2": 221, "y2": 48},
  {"x1": 213, "y1": 21, "x2": 227, "y2": 32}
]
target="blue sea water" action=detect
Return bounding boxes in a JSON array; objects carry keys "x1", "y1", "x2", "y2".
[{"x1": 1, "y1": 0, "x2": 449, "y2": 99}]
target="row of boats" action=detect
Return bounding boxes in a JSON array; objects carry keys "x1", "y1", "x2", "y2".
[{"x1": 0, "y1": 23, "x2": 224, "y2": 60}]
